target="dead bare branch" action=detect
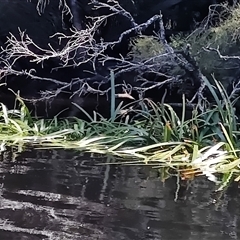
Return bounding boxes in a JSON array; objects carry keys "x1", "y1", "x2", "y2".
[{"x1": 0, "y1": 0, "x2": 211, "y2": 117}]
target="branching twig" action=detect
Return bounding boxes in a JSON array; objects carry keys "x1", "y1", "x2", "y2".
[
  {"x1": 0, "y1": 0, "x2": 210, "y2": 115},
  {"x1": 204, "y1": 46, "x2": 240, "y2": 60}
]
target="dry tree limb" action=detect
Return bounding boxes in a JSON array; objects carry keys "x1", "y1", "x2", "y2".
[
  {"x1": 204, "y1": 46, "x2": 240, "y2": 60},
  {"x1": 0, "y1": 0, "x2": 210, "y2": 113},
  {"x1": 93, "y1": 0, "x2": 138, "y2": 28}
]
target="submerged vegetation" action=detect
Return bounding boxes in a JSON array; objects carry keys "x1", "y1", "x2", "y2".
[{"x1": 1, "y1": 75, "x2": 240, "y2": 190}]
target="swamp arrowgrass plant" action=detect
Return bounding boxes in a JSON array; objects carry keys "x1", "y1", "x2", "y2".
[{"x1": 1, "y1": 77, "x2": 240, "y2": 189}]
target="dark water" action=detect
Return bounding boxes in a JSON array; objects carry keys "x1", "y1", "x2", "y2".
[{"x1": 0, "y1": 148, "x2": 239, "y2": 240}]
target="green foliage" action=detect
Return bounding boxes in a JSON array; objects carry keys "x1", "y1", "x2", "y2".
[
  {"x1": 128, "y1": 35, "x2": 165, "y2": 61},
  {"x1": 171, "y1": 3, "x2": 240, "y2": 81},
  {"x1": 1, "y1": 76, "x2": 240, "y2": 190}
]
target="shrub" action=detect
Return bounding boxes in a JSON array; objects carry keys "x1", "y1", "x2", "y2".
[
  {"x1": 128, "y1": 35, "x2": 165, "y2": 61},
  {"x1": 171, "y1": 3, "x2": 240, "y2": 84}
]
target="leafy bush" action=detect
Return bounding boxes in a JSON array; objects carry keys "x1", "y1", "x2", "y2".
[
  {"x1": 172, "y1": 3, "x2": 240, "y2": 82},
  {"x1": 128, "y1": 35, "x2": 165, "y2": 61}
]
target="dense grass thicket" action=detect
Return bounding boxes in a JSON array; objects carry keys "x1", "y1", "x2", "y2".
[{"x1": 0, "y1": 76, "x2": 240, "y2": 190}]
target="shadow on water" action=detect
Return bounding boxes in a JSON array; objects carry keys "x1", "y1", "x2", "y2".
[{"x1": 0, "y1": 149, "x2": 239, "y2": 239}]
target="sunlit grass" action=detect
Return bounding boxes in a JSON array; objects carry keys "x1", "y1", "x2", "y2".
[{"x1": 1, "y1": 77, "x2": 240, "y2": 189}]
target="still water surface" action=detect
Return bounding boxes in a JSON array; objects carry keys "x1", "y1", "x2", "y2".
[{"x1": 0, "y1": 148, "x2": 239, "y2": 239}]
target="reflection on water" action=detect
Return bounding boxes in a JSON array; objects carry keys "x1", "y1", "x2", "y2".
[{"x1": 0, "y1": 148, "x2": 239, "y2": 239}]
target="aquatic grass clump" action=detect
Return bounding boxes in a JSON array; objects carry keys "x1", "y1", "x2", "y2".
[
  {"x1": 1, "y1": 76, "x2": 240, "y2": 189},
  {"x1": 0, "y1": 99, "x2": 155, "y2": 151},
  {"x1": 61, "y1": 77, "x2": 240, "y2": 188}
]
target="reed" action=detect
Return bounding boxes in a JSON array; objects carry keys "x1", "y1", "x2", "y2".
[{"x1": 0, "y1": 77, "x2": 240, "y2": 189}]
